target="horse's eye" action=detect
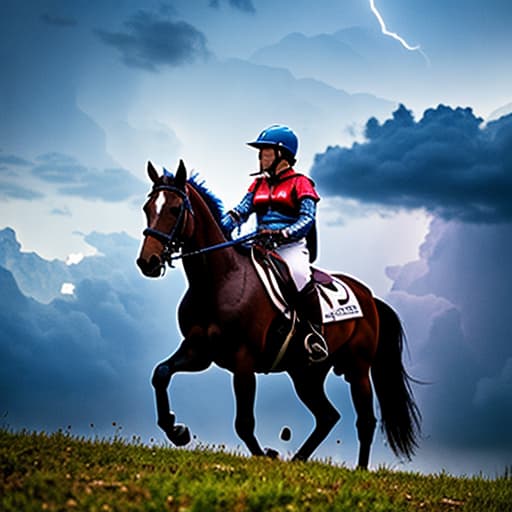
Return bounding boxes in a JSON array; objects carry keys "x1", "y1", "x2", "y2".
[{"x1": 169, "y1": 206, "x2": 181, "y2": 216}]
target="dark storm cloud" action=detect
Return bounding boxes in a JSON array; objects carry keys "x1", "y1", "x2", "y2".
[
  {"x1": 0, "y1": 228, "x2": 183, "y2": 437},
  {"x1": 31, "y1": 153, "x2": 145, "y2": 202},
  {"x1": 387, "y1": 219, "x2": 512, "y2": 466},
  {"x1": 96, "y1": 10, "x2": 210, "y2": 71},
  {"x1": 311, "y1": 105, "x2": 512, "y2": 223},
  {"x1": 209, "y1": 0, "x2": 256, "y2": 13}
]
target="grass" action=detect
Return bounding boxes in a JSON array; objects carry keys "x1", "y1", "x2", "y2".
[{"x1": 1, "y1": 428, "x2": 511, "y2": 511}]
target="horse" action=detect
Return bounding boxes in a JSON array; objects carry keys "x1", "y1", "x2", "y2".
[{"x1": 136, "y1": 159, "x2": 420, "y2": 468}]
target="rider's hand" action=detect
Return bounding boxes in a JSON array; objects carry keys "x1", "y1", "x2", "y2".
[
  {"x1": 258, "y1": 228, "x2": 280, "y2": 238},
  {"x1": 257, "y1": 229, "x2": 286, "y2": 249}
]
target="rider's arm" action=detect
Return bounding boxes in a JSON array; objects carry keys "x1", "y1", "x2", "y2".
[
  {"x1": 281, "y1": 197, "x2": 316, "y2": 241},
  {"x1": 221, "y1": 191, "x2": 254, "y2": 235}
]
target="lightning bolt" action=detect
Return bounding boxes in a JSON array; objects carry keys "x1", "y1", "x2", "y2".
[{"x1": 368, "y1": 0, "x2": 430, "y2": 64}]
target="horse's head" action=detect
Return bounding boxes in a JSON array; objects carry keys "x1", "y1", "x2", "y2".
[{"x1": 136, "y1": 160, "x2": 195, "y2": 278}]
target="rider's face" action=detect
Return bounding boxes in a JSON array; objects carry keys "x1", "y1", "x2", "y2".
[{"x1": 259, "y1": 148, "x2": 276, "y2": 171}]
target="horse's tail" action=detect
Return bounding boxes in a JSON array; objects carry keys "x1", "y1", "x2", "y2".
[{"x1": 372, "y1": 298, "x2": 421, "y2": 460}]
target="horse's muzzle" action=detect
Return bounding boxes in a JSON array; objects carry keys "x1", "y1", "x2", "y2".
[{"x1": 136, "y1": 254, "x2": 164, "y2": 278}]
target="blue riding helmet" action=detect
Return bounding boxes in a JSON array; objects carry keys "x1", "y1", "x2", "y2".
[{"x1": 247, "y1": 125, "x2": 298, "y2": 158}]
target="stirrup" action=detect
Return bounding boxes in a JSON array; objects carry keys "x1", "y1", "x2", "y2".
[{"x1": 304, "y1": 323, "x2": 328, "y2": 363}]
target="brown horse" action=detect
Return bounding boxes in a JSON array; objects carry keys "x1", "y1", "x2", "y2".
[{"x1": 136, "y1": 160, "x2": 420, "y2": 468}]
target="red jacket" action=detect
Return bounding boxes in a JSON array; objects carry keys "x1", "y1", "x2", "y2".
[{"x1": 248, "y1": 169, "x2": 319, "y2": 214}]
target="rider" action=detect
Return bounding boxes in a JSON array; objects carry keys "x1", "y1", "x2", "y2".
[{"x1": 221, "y1": 124, "x2": 328, "y2": 362}]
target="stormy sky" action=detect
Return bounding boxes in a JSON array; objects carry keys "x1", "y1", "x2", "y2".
[
  {"x1": 1, "y1": 0, "x2": 511, "y2": 476},
  {"x1": 311, "y1": 105, "x2": 512, "y2": 222}
]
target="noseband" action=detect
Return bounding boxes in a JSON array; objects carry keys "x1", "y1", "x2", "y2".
[{"x1": 143, "y1": 185, "x2": 192, "y2": 267}]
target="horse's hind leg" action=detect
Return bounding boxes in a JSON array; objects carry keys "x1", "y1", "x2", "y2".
[
  {"x1": 289, "y1": 367, "x2": 341, "y2": 461},
  {"x1": 152, "y1": 336, "x2": 211, "y2": 445},
  {"x1": 346, "y1": 365, "x2": 376, "y2": 469}
]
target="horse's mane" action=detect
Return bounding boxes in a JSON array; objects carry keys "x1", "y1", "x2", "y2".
[
  {"x1": 161, "y1": 167, "x2": 225, "y2": 225},
  {"x1": 187, "y1": 173, "x2": 225, "y2": 225}
]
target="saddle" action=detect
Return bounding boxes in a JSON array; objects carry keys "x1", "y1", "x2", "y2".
[
  {"x1": 251, "y1": 244, "x2": 298, "y2": 314},
  {"x1": 251, "y1": 245, "x2": 364, "y2": 324}
]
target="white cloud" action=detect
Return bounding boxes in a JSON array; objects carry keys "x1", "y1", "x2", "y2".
[
  {"x1": 60, "y1": 282, "x2": 76, "y2": 295},
  {"x1": 66, "y1": 253, "x2": 84, "y2": 265}
]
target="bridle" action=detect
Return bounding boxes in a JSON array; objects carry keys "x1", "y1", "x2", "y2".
[
  {"x1": 143, "y1": 185, "x2": 192, "y2": 268},
  {"x1": 143, "y1": 184, "x2": 259, "y2": 270}
]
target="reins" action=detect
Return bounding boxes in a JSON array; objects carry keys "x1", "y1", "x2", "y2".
[{"x1": 168, "y1": 231, "x2": 259, "y2": 262}]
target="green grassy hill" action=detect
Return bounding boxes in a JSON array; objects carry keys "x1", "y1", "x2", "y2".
[{"x1": 1, "y1": 429, "x2": 510, "y2": 511}]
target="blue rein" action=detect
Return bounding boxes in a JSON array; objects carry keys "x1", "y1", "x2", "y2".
[{"x1": 169, "y1": 231, "x2": 259, "y2": 261}]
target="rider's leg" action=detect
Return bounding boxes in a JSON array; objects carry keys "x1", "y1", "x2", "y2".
[
  {"x1": 275, "y1": 239, "x2": 311, "y2": 290},
  {"x1": 276, "y1": 240, "x2": 328, "y2": 362},
  {"x1": 295, "y1": 280, "x2": 328, "y2": 362}
]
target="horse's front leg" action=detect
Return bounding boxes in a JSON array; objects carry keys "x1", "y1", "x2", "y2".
[
  {"x1": 233, "y1": 370, "x2": 265, "y2": 457},
  {"x1": 152, "y1": 334, "x2": 212, "y2": 445},
  {"x1": 232, "y1": 347, "x2": 277, "y2": 457}
]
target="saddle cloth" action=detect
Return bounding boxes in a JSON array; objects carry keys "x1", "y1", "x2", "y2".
[{"x1": 251, "y1": 247, "x2": 363, "y2": 324}]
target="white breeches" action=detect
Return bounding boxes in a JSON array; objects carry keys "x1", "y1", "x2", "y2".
[{"x1": 275, "y1": 239, "x2": 311, "y2": 291}]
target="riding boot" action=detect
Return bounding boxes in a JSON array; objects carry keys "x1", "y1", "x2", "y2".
[{"x1": 295, "y1": 281, "x2": 329, "y2": 362}]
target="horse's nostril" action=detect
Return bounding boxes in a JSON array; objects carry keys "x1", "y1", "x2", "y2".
[
  {"x1": 149, "y1": 255, "x2": 161, "y2": 269},
  {"x1": 136, "y1": 257, "x2": 145, "y2": 271},
  {"x1": 137, "y1": 254, "x2": 162, "y2": 277}
]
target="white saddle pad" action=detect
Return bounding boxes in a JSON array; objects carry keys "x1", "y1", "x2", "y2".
[
  {"x1": 251, "y1": 249, "x2": 363, "y2": 324},
  {"x1": 317, "y1": 275, "x2": 363, "y2": 323}
]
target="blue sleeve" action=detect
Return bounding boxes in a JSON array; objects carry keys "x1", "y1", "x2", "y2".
[
  {"x1": 221, "y1": 192, "x2": 254, "y2": 234},
  {"x1": 282, "y1": 197, "x2": 316, "y2": 241}
]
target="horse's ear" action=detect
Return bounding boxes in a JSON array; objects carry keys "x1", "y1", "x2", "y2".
[
  {"x1": 175, "y1": 159, "x2": 187, "y2": 189},
  {"x1": 147, "y1": 161, "x2": 159, "y2": 184}
]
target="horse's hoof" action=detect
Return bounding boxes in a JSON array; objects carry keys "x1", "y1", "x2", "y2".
[
  {"x1": 169, "y1": 424, "x2": 191, "y2": 446},
  {"x1": 158, "y1": 411, "x2": 176, "y2": 432},
  {"x1": 264, "y1": 447, "x2": 280, "y2": 459}
]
